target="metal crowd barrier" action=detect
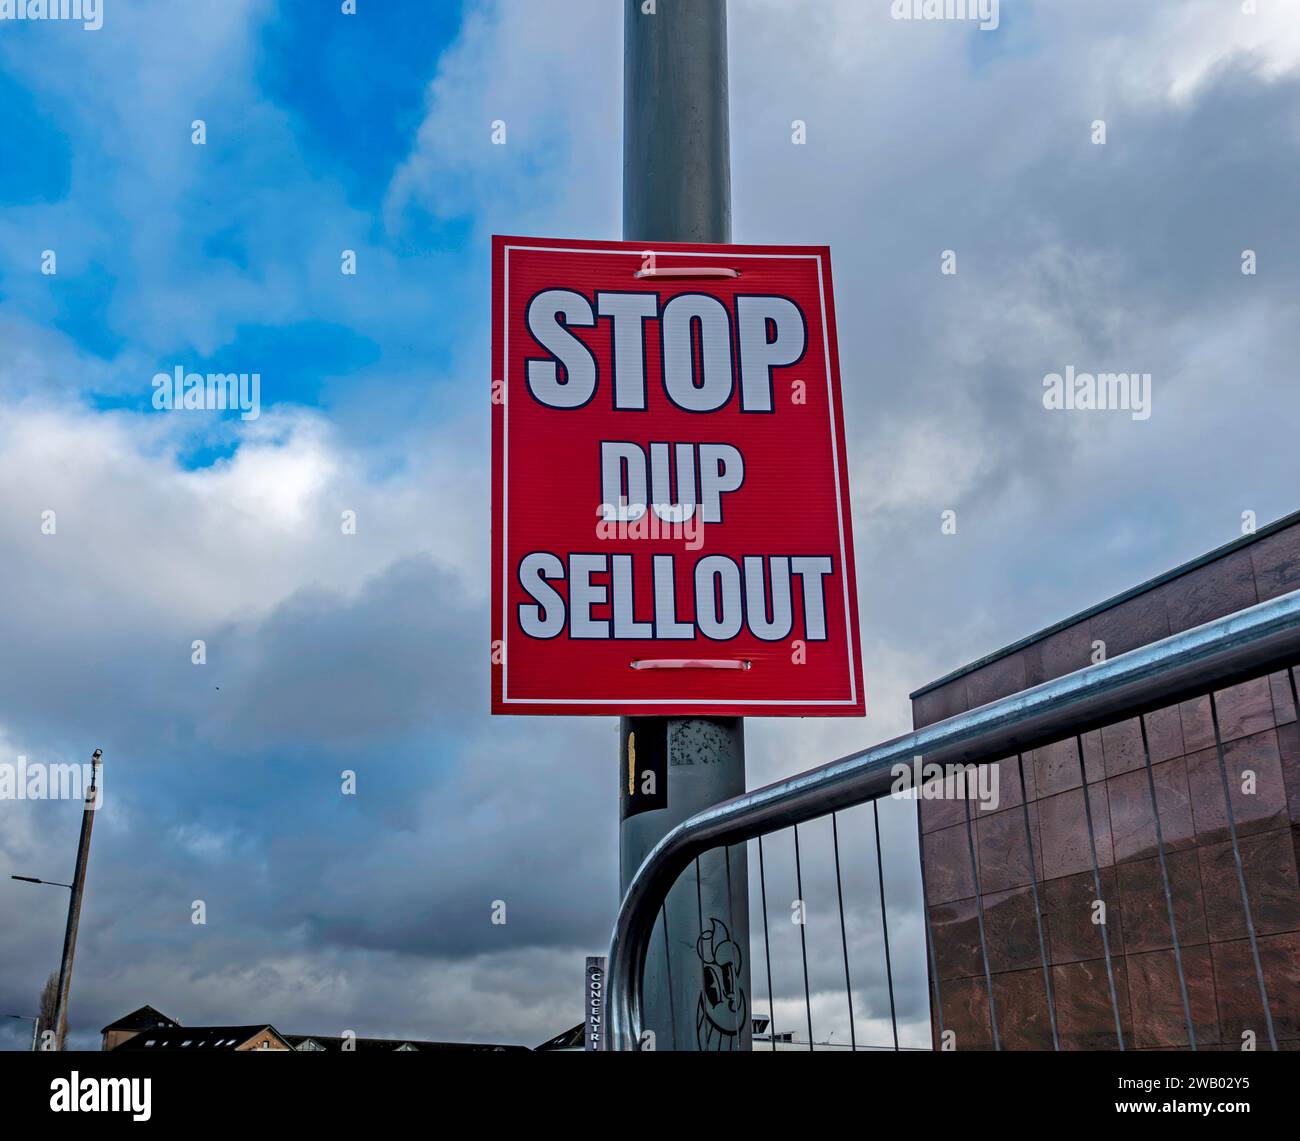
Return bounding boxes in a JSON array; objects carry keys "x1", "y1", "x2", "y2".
[{"x1": 607, "y1": 589, "x2": 1300, "y2": 1050}]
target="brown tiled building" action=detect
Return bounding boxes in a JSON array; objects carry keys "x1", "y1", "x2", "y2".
[{"x1": 912, "y1": 513, "x2": 1300, "y2": 1050}]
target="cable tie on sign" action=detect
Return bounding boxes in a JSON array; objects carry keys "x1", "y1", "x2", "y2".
[
  {"x1": 630, "y1": 658, "x2": 752, "y2": 671},
  {"x1": 632, "y1": 267, "x2": 740, "y2": 280}
]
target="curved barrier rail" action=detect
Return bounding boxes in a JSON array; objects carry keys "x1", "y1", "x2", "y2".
[{"x1": 608, "y1": 589, "x2": 1300, "y2": 1050}]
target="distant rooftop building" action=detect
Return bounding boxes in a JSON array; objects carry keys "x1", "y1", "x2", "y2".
[
  {"x1": 100, "y1": 1005, "x2": 528, "y2": 1053},
  {"x1": 750, "y1": 1015, "x2": 794, "y2": 1045},
  {"x1": 113, "y1": 1024, "x2": 291, "y2": 1052},
  {"x1": 534, "y1": 1023, "x2": 584, "y2": 1051},
  {"x1": 283, "y1": 1034, "x2": 526, "y2": 1053},
  {"x1": 100, "y1": 1005, "x2": 181, "y2": 1052}
]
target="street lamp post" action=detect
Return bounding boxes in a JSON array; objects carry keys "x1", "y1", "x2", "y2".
[
  {"x1": 53, "y1": 749, "x2": 103, "y2": 1049},
  {"x1": 4, "y1": 1014, "x2": 40, "y2": 1052},
  {"x1": 10, "y1": 747, "x2": 103, "y2": 1050}
]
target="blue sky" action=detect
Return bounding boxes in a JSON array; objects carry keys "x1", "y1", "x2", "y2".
[
  {"x1": 2, "y1": 0, "x2": 1300, "y2": 1049},
  {"x1": 0, "y1": 0, "x2": 492, "y2": 438}
]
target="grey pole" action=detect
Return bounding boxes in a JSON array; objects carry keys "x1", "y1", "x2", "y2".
[
  {"x1": 623, "y1": 0, "x2": 732, "y2": 244},
  {"x1": 620, "y1": 0, "x2": 749, "y2": 1052},
  {"x1": 52, "y1": 748, "x2": 102, "y2": 1050}
]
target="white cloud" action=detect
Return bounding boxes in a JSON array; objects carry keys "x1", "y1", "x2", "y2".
[
  {"x1": 385, "y1": 0, "x2": 621, "y2": 238},
  {"x1": 1112, "y1": 0, "x2": 1300, "y2": 106},
  {"x1": 0, "y1": 397, "x2": 485, "y2": 632}
]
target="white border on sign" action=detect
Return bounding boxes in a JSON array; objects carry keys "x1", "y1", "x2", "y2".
[{"x1": 501, "y1": 244, "x2": 857, "y2": 707}]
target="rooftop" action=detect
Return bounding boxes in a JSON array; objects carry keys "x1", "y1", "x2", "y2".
[
  {"x1": 114, "y1": 1025, "x2": 284, "y2": 1051},
  {"x1": 100, "y1": 1004, "x2": 179, "y2": 1034}
]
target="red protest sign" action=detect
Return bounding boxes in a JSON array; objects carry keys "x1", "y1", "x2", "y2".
[{"x1": 491, "y1": 235, "x2": 863, "y2": 717}]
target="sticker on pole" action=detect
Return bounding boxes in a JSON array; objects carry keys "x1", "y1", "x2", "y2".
[{"x1": 491, "y1": 235, "x2": 863, "y2": 717}]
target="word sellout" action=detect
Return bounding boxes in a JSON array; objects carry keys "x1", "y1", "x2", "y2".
[{"x1": 518, "y1": 553, "x2": 833, "y2": 642}]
